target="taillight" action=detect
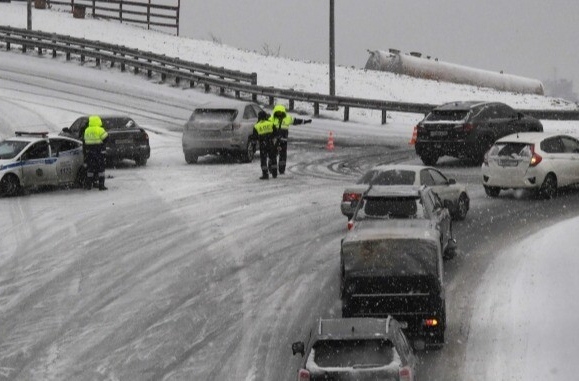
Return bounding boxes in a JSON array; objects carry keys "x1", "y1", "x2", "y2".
[
  {"x1": 424, "y1": 318, "x2": 439, "y2": 327},
  {"x1": 529, "y1": 144, "x2": 542, "y2": 167},
  {"x1": 342, "y1": 192, "x2": 361, "y2": 202},
  {"x1": 483, "y1": 150, "x2": 489, "y2": 166},
  {"x1": 399, "y1": 366, "x2": 412, "y2": 381},
  {"x1": 140, "y1": 129, "x2": 149, "y2": 140},
  {"x1": 232, "y1": 123, "x2": 242, "y2": 131},
  {"x1": 297, "y1": 369, "x2": 310, "y2": 381},
  {"x1": 462, "y1": 123, "x2": 475, "y2": 132}
]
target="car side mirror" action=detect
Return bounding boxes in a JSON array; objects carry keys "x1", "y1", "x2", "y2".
[
  {"x1": 292, "y1": 341, "x2": 305, "y2": 357},
  {"x1": 448, "y1": 178, "x2": 456, "y2": 185},
  {"x1": 62, "y1": 127, "x2": 70, "y2": 133}
]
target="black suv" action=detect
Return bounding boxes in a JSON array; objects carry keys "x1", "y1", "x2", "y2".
[
  {"x1": 60, "y1": 115, "x2": 150, "y2": 166},
  {"x1": 414, "y1": 101, "x2": 543, "y2": 165}
]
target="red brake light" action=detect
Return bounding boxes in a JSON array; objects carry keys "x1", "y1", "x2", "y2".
[
  {"x1": 529, "y1": 144, "x2": 542, "y2": 167},
  {"x1": 399, "y1": 366, "x2": 412, "y2": 381},
  {"x1": 347, "y1": 220, "x2": 354, "y2": 231},
  {"x1": 342, "y1": 192, "x2": 361, "y2": 202},
  {"x1": 424, "y1": 318, "x2": 439, "y2": 327},
  {"x1": 298, "y1": 369, "x2": 310, "y2": 381}
]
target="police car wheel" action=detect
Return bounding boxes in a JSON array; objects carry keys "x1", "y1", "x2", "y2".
[{"x1": 0, "y1": 174, "x2": 21, "y2": 197}]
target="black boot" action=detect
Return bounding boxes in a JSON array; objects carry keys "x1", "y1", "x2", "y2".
[
  {"x1": 85, "y1": 175, "x2": 93, "y2": 190},
  {"x1": 271, "y1": 169, "x2": 278, "y2": 178},
  {"x1": 259, "y1": 171, "x2": 269, "y2": 180},
  {"x1": 98, "y1": 177, "x2": 108, "y2": 191}
]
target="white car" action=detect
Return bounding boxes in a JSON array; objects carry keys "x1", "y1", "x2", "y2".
[
  {"x1": 0, "y1": 131, "x2": 85, "y2": 197},
  {"x1": 341, "y1": 164, "x2": 470, "y2": 220},
  {"x1": 481, "y1": 132, "x2": 579, "y2": 199}
]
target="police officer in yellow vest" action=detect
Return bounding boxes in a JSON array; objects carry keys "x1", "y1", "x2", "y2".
[
  {"x1": 83, "y1": 115, "x2": 109, "y2": 190},
  {"x1": 269, "y1": 104, "x2": 311, "y2": 175},
  {"x1": 251, "y1": 111, "x2": 277, "y2": 180}
]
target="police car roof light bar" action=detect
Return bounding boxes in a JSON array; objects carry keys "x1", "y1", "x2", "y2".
[{"x1": 15, "y1": 131, "x2": 49, "y2": 138}]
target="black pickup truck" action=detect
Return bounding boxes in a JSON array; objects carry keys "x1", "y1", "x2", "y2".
[{"x1": 60, "y1": 114, "x2": 150, "y2": 166}]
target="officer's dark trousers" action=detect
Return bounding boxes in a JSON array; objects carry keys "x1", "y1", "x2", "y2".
[
  {"x1": 85, "y1": 144, "x2": 106, "y2": 189},
  {"x1": 277, "y1": 129, "x2": 289, "y2": 174},
  {"x1": 259, "y1": 140, "x2": 277, "y2": 177}
]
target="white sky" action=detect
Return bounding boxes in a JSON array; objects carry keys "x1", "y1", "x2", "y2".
[{"x1": 1, "y1": 3, "x2": 579, "y2": 379}]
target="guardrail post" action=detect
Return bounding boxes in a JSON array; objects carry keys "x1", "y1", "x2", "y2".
[
  {"x1": 314, "y1": 103, "x2": 320, "y2": 116},
  {"x1": 252, "y1": 93, "x2": 257, "y2": 102},
  {"x1": 251, "y1": 72, "x2": 257, "y2": 86},
  {"x1": 268, "y1": 96, "x2": 274, "y2": 106},
  {"x1": 161, "y1": 72, "x2": 166, "y2": 82},
  {"x1": 235, "y1": 90, "x2": 240, "y2": 98},
  {"x1": 175, "y1": 76, "x2": 181, "y2": 85},
  {"x1": 36, "y1": 38, "x2": 42, "y2": 55},
  {"x1": 66, "y1": 44, "x2": 70, "y2": 61},
  {"x1": 289, "y1": 99, "x2": 294, "y2": 111},
  {"x1": 381, "y1": 110, "x2": 387, "y2": 125},
  {"x1": 51, "y1": 36, "x2": 56, "y2": 58},
  {"x1": 147, "y1": 59, "x2": 152, "y2": 77},
  {"x1": 344, "y1": 106, "x2": 350, "y2": 122}
]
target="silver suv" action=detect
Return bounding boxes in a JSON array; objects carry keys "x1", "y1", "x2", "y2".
[{"x1": 182, "y1": 100, "x2": 264, "y2": 164}]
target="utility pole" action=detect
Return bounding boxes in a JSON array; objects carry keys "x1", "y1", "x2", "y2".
[
  {"x1": 27, "y1": 0, "x2": 32, "y2": 30},
  {"x1": 328, "y1": 0, "x2": 338, "y2": 110}
]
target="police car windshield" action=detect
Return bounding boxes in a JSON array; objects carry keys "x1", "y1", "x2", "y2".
[{"x1": 0, "y1": 140, "x2": 29, "y2": 159}]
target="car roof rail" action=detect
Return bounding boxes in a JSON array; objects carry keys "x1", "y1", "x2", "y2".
[{"x1": 15, "y1": 131, "x2": 49, "y2": 138}]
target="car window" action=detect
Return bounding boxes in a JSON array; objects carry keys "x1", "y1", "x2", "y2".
[
  {"x1": 420, "y1": 169, "x2": 435, "y2": 186},
  {"x1": 70, "y1": 117, "x2": 87, "y2": 135},
  {"x1": 371, "y1": 170, "x2": 416, "y2": 185},
  {"x1": 102, "y1": 118, "x2": 135, "y2": 130},
  {"x1": 50, "y1": 138, "x2": 81, "y2": 156},
  {"x1": 243, "y1": 106, "x2": 258, "y2": 119},
  {"x1": 425, "y1": 110, "x2": 469, "y2": 122},
  {"x1": 251, "y1": 104, "x2": 263, "y2": 116},
  {"x1": 560, "y1": 136, "x2": 579, "y2": 153},
  {"x1": 428, "y1": 169, "x2": 448, "y2": 185},
  {"x1": 190, "y1": 109, "x2": 237, "y2": 122},
  {"x1": 356, "y1": 170, "x2": 379, "y2": 185},
  {"x1": 21, "y1": 141, "x2": 49, "y2": 160},
  {"x1": 0, "y1": 140, "x2": 29, "y2": 159},
  {"x1": 541, "y1": 137, "x2": 564, "y2": 153},
  {"x1": 312, "y1": 339, "x2": 394, "y2": 367},
  {"x1": 362, "y1": 196, "x2": 423, "y2": 219},
  {"x1": 489, "y1": 142, "x2": 531, "y2": 158}
]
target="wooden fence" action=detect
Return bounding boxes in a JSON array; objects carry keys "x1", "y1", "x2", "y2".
[{"x1": 25, "y1": 0, "x2": 180, "y2": 35}]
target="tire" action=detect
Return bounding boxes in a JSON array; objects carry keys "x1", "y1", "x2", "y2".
[
  {"x1": 420, "y1": 151, "x2": 439, "y2": 166},
  {"x1": 539, "y1": 173, "x2": 557, "y2": 200},
  {"x1": 184, "y1": 152, "x2": 198, "y2": 164},
  {"x1": 454, "y1": 193, "x2": 469, "y2": 220},
  {"x1": 0, "y1": 174, "x2": 21, "y2": 197},
  {"x1": 241, "y1": 139, "x2": 255, "y2": 163},
  {"x1": 484, "y1": 185, "x2": 500, "y2": 198},
  {"x1": 135, "y1": 156, "x2": 148, "y2": 166}
]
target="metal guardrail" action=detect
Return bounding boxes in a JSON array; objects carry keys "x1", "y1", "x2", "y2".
[{"x1": 0, "y1": 26, "x2": 577, "y2": 124}]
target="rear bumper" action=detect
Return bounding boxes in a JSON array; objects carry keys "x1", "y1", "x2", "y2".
[
  {"x1": 481, "y1": 167, "x2": 544, "y2": 189},
  {"x1": 182, "y1": 135, "x2": 246, "y2": 154},
  {"x1": 105, "y1": 144, "x2": 150, "y2": 160}
]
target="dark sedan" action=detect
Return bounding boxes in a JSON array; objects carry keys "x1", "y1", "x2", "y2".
[{"x1": 60, "y1": 115, "x2": 150, "y2": 166}]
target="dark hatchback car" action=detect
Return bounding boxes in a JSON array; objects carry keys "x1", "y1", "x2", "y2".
[
  {"x1": 60, "y1": 115, "x2": 150, "y2": 166},
  {"x1": 414, "y1": 101, "x2": 543, "y2": 165},
  {"x1": 291, "y1": 317, "x2": 418, "y2": 380}
]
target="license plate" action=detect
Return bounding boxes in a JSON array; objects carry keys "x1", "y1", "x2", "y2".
[
  {"x1": 498, "y1": 159, "x2": 518, "y2": 167},
  {"x1": 430, "y1": 131, "x2": 448, "y2": 137},
  {"x1": 116, "y1": 139, "x2": 132, "y2": 144}
]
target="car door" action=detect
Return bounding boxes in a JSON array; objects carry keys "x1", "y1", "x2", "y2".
[
  {"x1": 540, "y1": 136, "x2": 568, "y2": 184},
  {"x1": 559, "y1": 136, "x2": 579, "y2": 186},
  {"x1": 20, "y1": 140, "x2": 57, "y2": 186},
  {"x1": 50, "y1": 137, "x2": 84, "y2": 184},
  {"x1": 423, "y1": 190, "x2": 451, "y2": 249},
  {"x1": 421, "y1": 168, "x2": 458, "y2": 206}
]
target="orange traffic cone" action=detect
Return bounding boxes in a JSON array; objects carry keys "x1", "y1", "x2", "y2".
[
  {"x1": 326, "y1": 131, "x2": 335, "y2": 151},
  {"x1": 409, "y1": 126, "x2": 418, "y2": 145}
]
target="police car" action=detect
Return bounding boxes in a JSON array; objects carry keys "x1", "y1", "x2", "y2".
[{"x1": 0, "y1": 131, "x2": 85, "y2": 197}]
